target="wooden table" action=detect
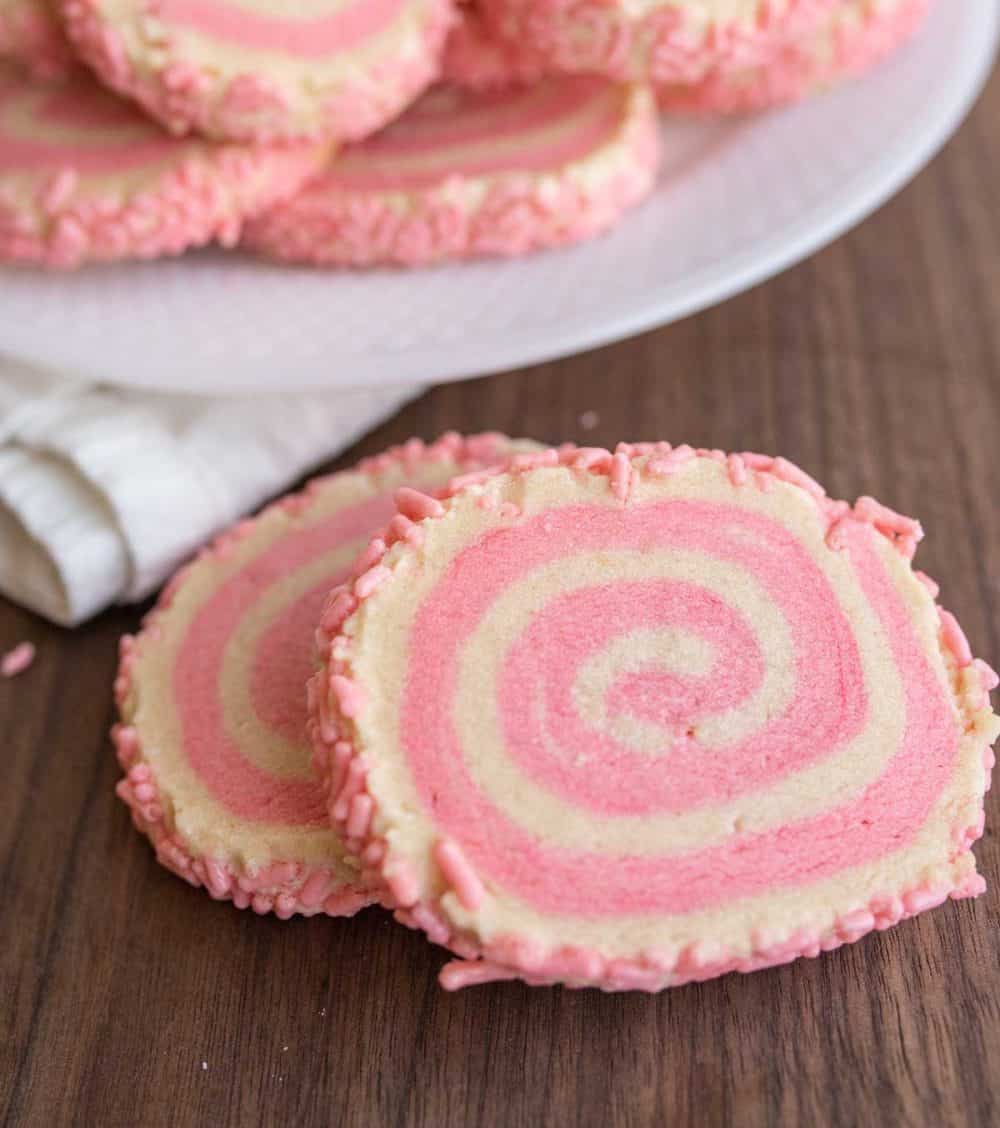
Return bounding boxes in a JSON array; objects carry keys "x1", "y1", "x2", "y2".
[{"x1": 4, "y1": 70, "x2": 1000, "y2": 1128}]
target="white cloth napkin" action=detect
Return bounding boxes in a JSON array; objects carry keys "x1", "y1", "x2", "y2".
[{"x1": 0, "y1": 358, "x2": 421, "y2": 626}]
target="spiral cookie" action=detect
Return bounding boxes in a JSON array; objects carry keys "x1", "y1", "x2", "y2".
[
  {"x1": 476, "y1": 0, "x2": 840, "y2": 84},
  {"x1": 658, "y1": 0, "x2": 929, "y2": 114},
  {"x1": 0, "y1": 0, "x2": 72, "y2": 77},
  {"x1": 61, "y1": 0, "x2": 457, "y2": 142},
  {"x1": 244, "y1": 77, "x2": 659, "y2": 268},
  {"x1": 0, "y1": 64, "x2": 328, "y2": 267},
  {"x1": 114, "y1": 433, "x2": 531, "y2": 918},
  {"x1": 312, "y1": 444, "x2": 999, "y2": 991}
]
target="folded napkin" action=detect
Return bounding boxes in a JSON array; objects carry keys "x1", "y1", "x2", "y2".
[{"x1": 0, "y1": 358, "x2": 421, "y2": 626}]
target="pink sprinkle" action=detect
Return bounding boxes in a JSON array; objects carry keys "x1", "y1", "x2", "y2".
[
  {"x1": 902, "y1": 886, "x2": 947, "y2": 915},
  {"x1": 647, "y1": 444, "x2": 695, "y2": 478},
  {"x1": 974, "y1": 658, "x2": 999, "y2": 693},
  {"x1": 40, "y1": 169, "x2": 79, "y2": 214},
  {"x1": 351, "y1": 537, "x2": 387, "y2": 577},
  {"x1": 333, "y1": 759, "x2": 367, "y2": 820},
  {"x1": 854, "y1": 496, "x2": 923, "y2": 543},
  {"x1": 915, "y1": 571, "x2": 940, "y2": 599},
  {"x1": 384, "y1": 514, "x2": 414, "y2": 545},
  {"x1": 837, "y1": 908, "x2": 875, "y2": 935},
  {"x1": 395, "y1": 487, "x2": 445, "y2": 522},
  {"x1": 205, "y1": 861, "x2": 232, "y2": 899},
  {"x1": 386, "y1": 860, "x2": 420, "y2": 908},
  {"x1": 610, "y1": 452, "x2": 632, "y2": 502},
  {"x1": 434, "y1": 838, "x2": 485, "y2": 910},
  {"x1": 825, "y1": 516, "x2": 851, "y2": 552},
  {"x1": 330, "y1": 674, "x2": 365, "y2": 718},
  {"x1": 572, "y1": 447, "x2": 613, "y2": 470},
  {"x1": 354, "y1": 564, "x2": 391, "y2": 600},
  {"x1": 772, "y1": 457, "x2": 825, "y2": 499},
  {"x1": 939, "y1": 610, "x2": 973, "y2": 668},
  {"x1": 446, "y1": 469, "x2": 494, "y2": 494},
  {"x1": 346, "y1": 794, "x2": 374, "y2": 840},
  {"x1": 511, "y1": 449, "x2": 559, "y2": 471},
  {"x1": 741, "y1": 452, "x2": 773, "y2": 471},
  {"x1": 952, "y1": 873, "x2": 987, "y2": 900},
  {"x1": 578, "y1": 410, "x2": 600, "y2": 431},
  {"x1": 439, "y1": 960, "x2": 518, "y2": 991},
  {"x1": 2, "y1": 642, "x2": 35, "y2": 678}
]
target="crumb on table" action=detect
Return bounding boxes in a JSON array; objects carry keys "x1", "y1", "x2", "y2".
[{"x1": 2, "y1": 642, "x2": 35, "y2": 678}]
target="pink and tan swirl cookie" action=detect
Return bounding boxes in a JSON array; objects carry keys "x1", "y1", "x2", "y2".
[
  {"x1": 475, "y1": 0, "x2": 840, "y2": 84},
  {"x1": 0, "y1": 0, "x2": 72, "y2": 76},
  {"x1": 244, "y1": 76, "x2": 659, "y2": 268},
  {"x1": 311, "y1": 444, "x2": 999, "y2": 991},
  {"x1": 0, "y1": 64, "x2": 328, "y2": 267},
  {"x1": 114, "y1": 433, "x2": 532, "y2": 918},
  {"x1": 60, "y1": 0, "x2": 457, "y2": 142},
  {"x1": 658, "y1": 0, "x2": 929, "y2": 114}
]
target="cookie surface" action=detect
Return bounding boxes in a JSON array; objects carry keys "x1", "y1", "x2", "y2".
[
  {"x1": 0, "y1": 0, "x2": 72, "y2": 76},
  {"x1": 244, "y1": 76, "x2": 659, "y2": 268},
  {"x1": 658, "y1": 0, "x2": 928, "y2": 114},
  {"x1": 61, "y1": 0, "x2": 456, "y2": 141},
  {"x1": 114, "y1": 433, "x2": 529, "y2": 918},
  {"x1": 441, "y1": 6, "x2": 546, "y2": 89},
  {"x1": 312, "y1": 444, "x2": 999, "y2": 990},
  {"x1": 476, "y1": 0, "x2": 840, "y2": 84},
  {"x1": 0, "y1": 64, "x2": 327, "y2": 267}
]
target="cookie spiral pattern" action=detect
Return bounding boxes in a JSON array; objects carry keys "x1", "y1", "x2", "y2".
[
  {"x1": 312, "y1": 444, "x2": 999, "y2": 991},
  {"x1": 62, "y1": 0, "x2": 457, "y2": 141},
  {"x1": 114, "y1": 433, "x2": 526, "y2": 918},
  {"x1": 0, "y1": 64, "x2": 325, "y2": 267}
]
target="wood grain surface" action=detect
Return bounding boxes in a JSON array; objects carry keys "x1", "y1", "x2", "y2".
[{"x1": 3, "y1": 70, "x2": 1000, "y2": 1128}]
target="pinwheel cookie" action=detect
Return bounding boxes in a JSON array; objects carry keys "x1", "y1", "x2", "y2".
[
  {"x1": 475, "y1": 0, "x2": 840, "y2": 84},
  {"x1": 0, "y1": 64, "x2": 327, "y2": 267},
  {"x1": 61, "y1": 0, "x2": 457, "y2": 142},
  {"x1": 0, "y1": 0, "x2": 72, "y2": 76},
  {"x1": 659, "y1": 0, "x2": 929, "y2": 114},
  {"x1": 312, "y1": 444, "x2": 999, "y2": 991},
  {"x1": 244, "y1": 76, "x2": 659, "y2": 267},
  {"x1": 114, "y1": 433, "x2": 529, "y2": 918}
]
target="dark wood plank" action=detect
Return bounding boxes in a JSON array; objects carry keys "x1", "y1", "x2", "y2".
[{"x1": 3, "y1": 70, "x2": 1000, "y2": 1128}]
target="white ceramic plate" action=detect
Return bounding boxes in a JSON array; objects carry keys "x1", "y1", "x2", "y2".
[{"x1": 0, "y1": 0, "x2": 995, "y2": 394}]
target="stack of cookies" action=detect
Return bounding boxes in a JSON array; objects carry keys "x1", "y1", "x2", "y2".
[
  {"x1": 113, "y1": 434, "x2": 999, "y2": 993},
  {"x1": 0, "y1": 0, "x2": 930, "y2": 268}
]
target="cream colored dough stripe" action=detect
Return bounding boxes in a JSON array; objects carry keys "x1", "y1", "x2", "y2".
[
  {"x1": 331, "y1": 90, "x2": 626, "y2": 182},
  {"x1": 106, "y1": 0, "x2": 436, "y2": 72},
  {"x1": 219, "y1": 537, "x2": 366, "y2": 779},
  {"x1": 450, "y1": 547, "x2": 904, "y2": 856}
]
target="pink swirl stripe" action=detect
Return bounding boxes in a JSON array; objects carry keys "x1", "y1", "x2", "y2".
[
  {"x1": 249, "y1": 584, "x2": 331, "y2": 746},
  {"x1": 36, "y1": 84, "x2": 140, "y2": 128},
  {"x1": 363, "y1": 77, "x2": 609, "y2": 147},
  {"x1": 400, "y1": 502, "x2": 956, "y2": 916},
  {"x1": 325, "y1": 79, "x2": 629, "y2": 190},
  {"x1": 174, "y1": 494, "x2": 394, "y2": 826},
  {"x1": 157, "y1": 0, "x2": 408, "y2": 58},
  {"x1": 0, "y1": 84, "x2": 185, "y2": 173}
]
